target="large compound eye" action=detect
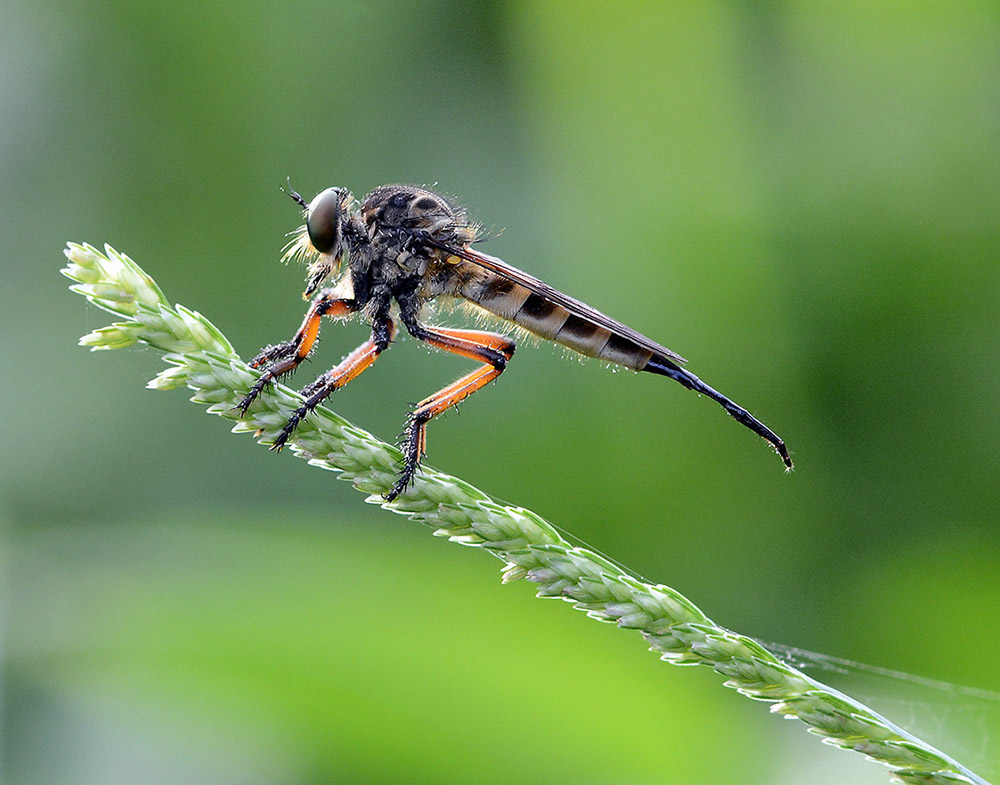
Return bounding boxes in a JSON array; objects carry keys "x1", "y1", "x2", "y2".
[{"x1": 306, "y1": 188, "x2": 344, "y2": 254}]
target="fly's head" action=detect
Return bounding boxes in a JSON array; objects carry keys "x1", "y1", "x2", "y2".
[
  {"x1": 361, "y1": 185, "x2": 478, "y2": 261},
  {"x1": 283, "y1": 186, "x2": 358, "y2": 298}
]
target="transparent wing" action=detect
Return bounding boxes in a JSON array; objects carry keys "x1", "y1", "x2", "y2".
[{"x1": 444, "y1": 243, "x2": 687, "y2": 365}]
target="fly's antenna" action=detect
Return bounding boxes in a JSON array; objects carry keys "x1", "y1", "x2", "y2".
[{"x1": 281, "y1": 178, "x2": 308, "y2": 210}]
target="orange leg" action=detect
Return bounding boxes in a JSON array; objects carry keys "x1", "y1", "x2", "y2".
[
  {"x1": 270, "y1": 319, "x2": 396, "y2": 451},
  {"x1": 386, "y1": 327, "x2": 515, "y2": 502},
  {"x1": 237, "y1": 294, "x2": 356, "y2": 415}
]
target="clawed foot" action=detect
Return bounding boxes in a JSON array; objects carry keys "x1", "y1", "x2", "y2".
[
  {"x1": 383, "y1": 412, "x2": 428, "y2": 502},
  {"x1": 236, "y1": 375, "x2": 270, "y2": 416},
  {"x1": 384, "y1": 467, "x2": 416, "y2": 503},
  {"x1": 269, "y1": 403, "x2": 310, "y2": 452},
  {"x1": 268, "y1": 385, "x2": 331, "y2": 452},
  {"x1": 236, "y1": 341, "x2": 300, "y2": 415}
]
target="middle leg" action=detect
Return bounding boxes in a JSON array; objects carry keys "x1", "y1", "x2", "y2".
[{"x1": 271, "y1": 316, "x2": 396, "y2": 451}]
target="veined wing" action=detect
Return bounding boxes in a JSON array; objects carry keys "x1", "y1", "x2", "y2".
[{"x1": 441, "y1": 243, "x2": 687, "y2": 370}]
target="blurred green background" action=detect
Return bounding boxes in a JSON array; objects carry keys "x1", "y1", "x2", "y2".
[{"x1": 3, "y1": 1, "x2": 999, "y2": 783}]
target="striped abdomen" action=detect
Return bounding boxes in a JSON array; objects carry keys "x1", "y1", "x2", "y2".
[
  {"x1": 442, "y1": 256, "x2": 793, "y2": 469},
  {"x1": 453, "y1": 264, "x2": 656, "y2": 371}
]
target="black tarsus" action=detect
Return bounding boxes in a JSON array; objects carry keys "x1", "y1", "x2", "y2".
[
  {"x1": 643, "y1": 354, "x2": 793, "y2": 470},
  {"x1": 387, "y1": 408, "x2": 431, "y2": 502},
  {"x1": 236, "y1": 341, "x2": 302, "y2": 416}
]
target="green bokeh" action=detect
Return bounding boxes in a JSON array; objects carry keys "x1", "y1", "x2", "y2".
[{"x1": 3, "y1": 1, "x2": 998, "y2": 783}]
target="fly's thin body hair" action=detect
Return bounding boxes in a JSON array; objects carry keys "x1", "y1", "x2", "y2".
[
  {"x1": 453, "y1": 297, "x2": 536, "y2": 345},
  {"x1": 449, "y1": 297, "x2": 618, "y2": 372},
  {"x1": 280, "y1": 224, "x2": 312, "y2": 265},
  {"x1": 415, "y1": 183, "x2": 486, "y2": 237},
  {"x1": 281, "y1": 223, "x2": 339, "y2": 299},
  {"x1": 425, "y1": 293, "x2": 638, "y2": 377}
]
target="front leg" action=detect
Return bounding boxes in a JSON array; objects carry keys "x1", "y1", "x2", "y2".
[{"x1": 236, "y1": 290, "x2": 356, "y2": 415}]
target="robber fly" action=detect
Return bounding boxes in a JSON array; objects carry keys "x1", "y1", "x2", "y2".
[{"x1": 237, "y1": 184, "x2": 792, "y2": 501}]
